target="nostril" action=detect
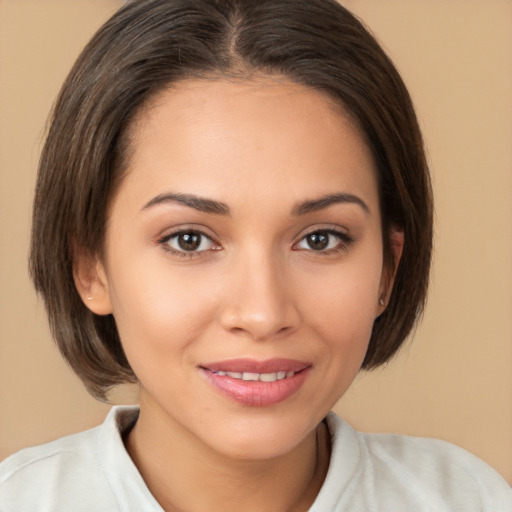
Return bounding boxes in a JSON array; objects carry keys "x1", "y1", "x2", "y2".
[{"x1": 218, "y1": 279, "x2": 301, "y2": 340}]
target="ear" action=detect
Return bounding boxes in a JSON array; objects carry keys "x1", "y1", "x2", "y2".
[
  {"x1": 377, "y1": 226, "x2": 404, "y2": 313},
  {"x1": 73, "y1": 249, "x2": 113, "y2": 316}
]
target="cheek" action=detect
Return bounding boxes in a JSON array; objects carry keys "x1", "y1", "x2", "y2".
[
  {"x1": 297, "y1": 252, "x2": 383, "y2": 356},
  {"x1": 303, "y1": 253, "x2": 383, "y2": 318},
  {"x1": 105, "y1": 260, "x2": 221, "y2": 369}
]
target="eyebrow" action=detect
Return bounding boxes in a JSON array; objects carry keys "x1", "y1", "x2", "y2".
[
  {"x1": 141, "y1": 191, "x2": 369, "y2": 217},
  {"x1": 292, "y1": 193, "x2": 370, "y2": 216},
  {"x1": 142, "y1": 193, "x2": 230, "y2": 215}
]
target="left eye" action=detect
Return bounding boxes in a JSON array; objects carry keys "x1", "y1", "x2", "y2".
[
  {"x1": 296, "y1": 230, "x2": 348, "y2": 251},
  {"x1": 164, "y1": 231, "x2": 215, "y2": 252}
]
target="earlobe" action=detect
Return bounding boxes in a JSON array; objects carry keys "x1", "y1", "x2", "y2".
[{"x1": 73, "y1": 251, "x2": 113, "y2": 316}]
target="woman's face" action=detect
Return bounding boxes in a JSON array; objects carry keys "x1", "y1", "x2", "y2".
[{"x1": 89, "y1": 78, "x2": 390, "y2": 459}]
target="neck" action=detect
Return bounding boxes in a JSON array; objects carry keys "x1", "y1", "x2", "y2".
[{"x1": 124, "y1": 398, "x2": 331, "y2": 512}]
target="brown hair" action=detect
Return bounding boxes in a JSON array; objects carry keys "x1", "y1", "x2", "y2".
[{"x1": 30, "y1": 0, "x2": 433, "y2": 401}]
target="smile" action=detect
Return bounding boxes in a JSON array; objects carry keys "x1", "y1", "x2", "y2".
[
  {"x1": 212, "y1": 370, "x2": 295, "y2": 382},
  {"x1": 201, "y1": 359, "x2": 311, "y2": 407}
]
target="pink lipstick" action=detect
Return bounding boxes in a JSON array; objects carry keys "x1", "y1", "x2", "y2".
[{"x1": 200, "y1": 358, "x2": 311, "y2": 407}]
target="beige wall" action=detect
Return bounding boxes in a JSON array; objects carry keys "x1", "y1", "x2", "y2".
[{"x1": 1, "y1": 0, "x2": 511, "y2": 484}]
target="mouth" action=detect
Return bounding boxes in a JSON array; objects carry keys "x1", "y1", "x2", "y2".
[
  {"x1": 210, "y1": 370, "x2": 296, "y2": 382},
  {"x1": 200, "y1": 358, "x2": 312, "y2": 407}
]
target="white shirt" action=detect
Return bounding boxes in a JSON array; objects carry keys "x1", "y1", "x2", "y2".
[{"x1": 1, "y1": 406, "x2": 511, "y2": 511}]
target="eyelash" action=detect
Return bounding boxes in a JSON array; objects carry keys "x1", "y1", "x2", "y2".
[
  {"x1": 156, "y1": 228, "x2": 220, "y2": 259},
  {"x1": 293, "y1": 229, "x2": 354, "y2": 255},
  {"x1": 156, "y1": 228, "x2": 354, "y2": 259}
]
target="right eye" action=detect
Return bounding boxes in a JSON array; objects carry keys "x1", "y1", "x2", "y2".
[{"x1": 158, "y1": 229, "x2": 220, "y2": 256}]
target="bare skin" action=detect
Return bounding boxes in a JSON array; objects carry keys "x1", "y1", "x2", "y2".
[
  {"x1": 125, "y1": 400, "x2": 331, "y2": 511},
  {"x1": 76, "y1": 77, "x2": 402, "y2": 511}
]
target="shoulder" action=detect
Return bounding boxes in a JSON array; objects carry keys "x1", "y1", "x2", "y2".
[
  {"x1": 317, "y1": 413, "x2": 512, "y2": 512},
  {"x1": 0, "y1": 423, "x2": 97, "y2": 474},
  {"x1": 363, "y1": 430, "x2": 511, "y2": 507},
  {"x1": 0, "y1": 407, "x2": 138, "y2": 512}
]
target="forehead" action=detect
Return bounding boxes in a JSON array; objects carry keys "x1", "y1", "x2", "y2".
[{"x1": 116, "y1": 78, "x2": 378, "y2": 214}]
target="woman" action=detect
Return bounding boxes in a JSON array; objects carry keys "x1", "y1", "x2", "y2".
[{"x1": 1, "y1": 0, "x2": 510, "y2": 510}]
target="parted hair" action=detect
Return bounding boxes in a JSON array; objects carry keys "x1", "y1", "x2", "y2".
[{"x1": 30, "y1": 0, "x2": 433, "y2": 401}]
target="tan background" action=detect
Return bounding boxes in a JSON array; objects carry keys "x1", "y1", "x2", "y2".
[{"x1": 1, "y1": 0, "x2": 511, "y2": 484}]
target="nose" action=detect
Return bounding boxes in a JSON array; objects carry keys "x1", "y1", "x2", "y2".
[{"x1": 219, "y1": 250, "x2": 300, "y2": 341}]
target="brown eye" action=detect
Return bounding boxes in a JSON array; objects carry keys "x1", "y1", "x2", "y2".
[
  {"x1": 295, "y1": 229, "x2": 353, "y2": 253},
  {"x1": 163, "y1": 230, "x2": 216, "y2": 253},
  {"x1": 177, "y1": 232, "x2": 202, "y2": 251},
  {"x1": 305, "y1": 232, "x2": 329, "y2": 251}
]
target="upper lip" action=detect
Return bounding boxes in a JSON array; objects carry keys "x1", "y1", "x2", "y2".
[{"x1": 201, "y1": 358, "x2": 311, "y2": 374}]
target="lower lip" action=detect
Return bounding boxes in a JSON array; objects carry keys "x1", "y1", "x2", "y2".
[{"x1": 202, "y1": 368, "x2": 310, "y2": 407}]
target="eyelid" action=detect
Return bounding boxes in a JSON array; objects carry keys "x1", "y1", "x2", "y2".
[
  {"x1": 293, "y1": 224, "x2": 351, "y2": 242},
  {"x1": 293, "y1": 226, "x2": 355, "y2": 253},
  {"x1": 155, "y1": 226, "x2": 222, "y2": 257}
]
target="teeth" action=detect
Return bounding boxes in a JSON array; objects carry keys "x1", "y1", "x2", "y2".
[
  {"x1": 242, "y1": 372, "x2": 260, "y2": 381},
  {"x1": 214, "y1": 370, "x2": 295, "y2": 381}
]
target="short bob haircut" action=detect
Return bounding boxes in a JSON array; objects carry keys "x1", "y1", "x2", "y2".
[{"x1": 30, "y1": 0, "x2": 433, "y2": 401}]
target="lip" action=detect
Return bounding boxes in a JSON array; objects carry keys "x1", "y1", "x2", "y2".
[
  {"x1": 203, "y1": 358, "x2": 310, "y2": 374},
  {"x1": 200, "y1": 358, "x2": 312, "y2": 407}
]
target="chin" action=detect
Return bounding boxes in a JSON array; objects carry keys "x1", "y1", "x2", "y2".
[{"x1": 197, "y1": 409, "x2": 321, "y2": 461}]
